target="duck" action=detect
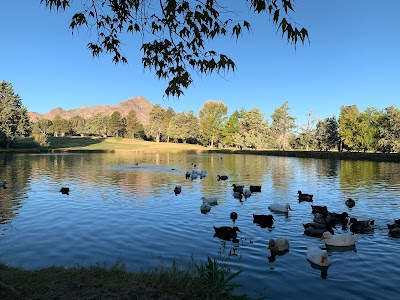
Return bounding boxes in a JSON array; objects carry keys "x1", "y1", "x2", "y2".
[
  {"x1": 320, "y1": 231, "x2": 357, "y2": 247},
  {"x1": 303, "y1": 221, "x2": 336, "y2": 238},
  {"x1": 387, "y1": 223, "x2": 400, "y2": 230},
  {"x1": 394, "y1": 219, "x2": 400, "y2": 225},
  {"x1": 0, "y1": 181, "x2": 7, "y2": 189},
  {"x1": 313, "y1": 212, "x2": 349, "y2": 228},
  {"x1": 230, "y1": 212, "x2": 238, "y2": 222},
  {"x1": 174, "y1": 185, "x2": 182, "y2": 196},
  {"x1": 233, "y1": 191, "x2": 243, "y2": 200},
  {"x1": 268, "y1": 203, "x2": 292, "y2": 213},
  {"x1": 232, "y1": 184, "x2": 244, "y2": 193},
  {"x1": 200, "y1": 170, "x2": 207, "y2": 178},
  {"x1": 200, "y1": 203, "x2": 211, "y2": 214},
  {"x1": 213, "y1": 226, "x2": 241, "y2": 241},
  {"x1": 185, "y1": 171, "x2": 191, "y2": 179},
  {"x1": 217, "y1": 175, "x2": 228, "y2": 181},
  {"x1": 253, "y1": 214, "x2": 274, "y2": 228},
  {"x1": 201, "y1": 196, "x2": 218, "y2": 205},
  {"x1": 191, "y1": 172, "x2": 198, "y2": 180},
  {"x1": 306, "y1": 243, "x2": 331, "y2": 267},
  {"x1": 349, "y1": 217, "x2": 374, "y2": 234},
  {"x1": 345, "y1": 198, "x2": 356, "y2": 208},
  {"x1": 60, "y1": 187, "x2": 70, "y2": 195},
  {"x1": 242, "y1": 189, "x2": 251, "y2": 198},
  {"x1": 298, "y1": 190, "x2": 313, "y2": 202},
  {"x1": 249, "y1": 185, "x2": 261, "y2": 193},
  {"x1": 311, "y1": 205, "x2": 328, "y2": 216},
  {"x1": 388, "y1": 226, "x2": 400, "y2": 238},
  {"x1": 268, "y1": 237, "x2": 289, "y2": 253}
]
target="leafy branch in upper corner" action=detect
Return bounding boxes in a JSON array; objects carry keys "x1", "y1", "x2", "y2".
[{"x1": 40, "y1": 0, "x2": 309, "y2": 97}]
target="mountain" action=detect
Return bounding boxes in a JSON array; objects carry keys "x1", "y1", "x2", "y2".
[{"x1": 28, "y1": 96, "x2": 154, "y2": 125}]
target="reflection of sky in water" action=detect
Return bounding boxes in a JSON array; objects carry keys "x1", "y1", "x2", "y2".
[{"x1": 0, "y1": 153, "x2": 400, "y2": 300}]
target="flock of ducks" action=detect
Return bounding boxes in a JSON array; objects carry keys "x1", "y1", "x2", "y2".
[{"x1": 174, "y1": 169, "x2": 400, "y2": 269}]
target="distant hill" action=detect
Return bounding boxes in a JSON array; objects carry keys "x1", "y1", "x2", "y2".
[{"x1": 28, "y1": 96, "x2": 154, "y2": 125}]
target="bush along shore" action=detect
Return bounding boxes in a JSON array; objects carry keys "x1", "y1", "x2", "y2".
[{"x1": 0, "y1": 257, "x2": 255, "y2": 300}]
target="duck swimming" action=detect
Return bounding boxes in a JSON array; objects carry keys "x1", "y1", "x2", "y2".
[
  {"x1": 268, "y1": 203, "x2": 292, "y2": 213},
  {"x1": 217, "y1": 175, "x2": 228, "y2": 181},
  {"x1": 349, "y1": 217, "x2": 374, "y2": 234},
  {"x1": 345, "y1": 198, "x2": 356, "y2": 208},
  {"x1": 230, "y1": 212, "x2": 238, "y2": 222},
  {"x1": 321, "y1": 231, "x2": 357, "y2": 247},
  {"x1": 213, "y1": 226, "x2": 241, "y2": 241},
  {"x1": 232, "y1": 184, "x2": 244, "y2": 193},
  {"x1": 60, "y1": 187, "x2": 70, "y2": 195},
  {"x1": 201, "y1": 196, "x2": 218, "y2": 205},
  {"x1": 311, "y1": 205, "x2": 328, "y2": 216},
  {"x1": 268, "y1": 238, "x2": 289, "y2": 253},
  {"x1": 253, "y1": 214, "x2": 274, "y2": 228},
  {"x1": 249, "y1": 185, "x2": 261, "y2": 193},
  {"x1": 307, "y1": 243, "x2": 331, "y2": 267},
  {"x1": 298, "y1": 190, "x2": 313, "y2": 202},
  {"x1": 303, "y1": 221, "x2": 336, "y2": 238},
  {"x1": 174, "y1": 185, "x2": 182, "y2": 196}
]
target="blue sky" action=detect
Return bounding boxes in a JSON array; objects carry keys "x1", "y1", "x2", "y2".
[{"x1": 1, "y1": 1, "x2": 399, "y2": 127}]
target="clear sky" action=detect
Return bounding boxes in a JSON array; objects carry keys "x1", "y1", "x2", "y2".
[{"x1": 1, "y1": 1, "x2": 399, "y2": 127}]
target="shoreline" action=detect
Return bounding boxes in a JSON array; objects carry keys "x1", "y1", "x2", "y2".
[{"x1": 1, "y1": 148, "x2": 399, "y2": 162}]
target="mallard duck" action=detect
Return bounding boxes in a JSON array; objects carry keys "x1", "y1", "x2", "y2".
[
  {"x1": 201, "y1": 196, "x2": 218, "y2": 205},
  {"x1": 268, "y1": 203, "x2": 292, "y2": 213},
  {"x1": 0, "y1": 181, "x2": 7, "y2": 189},
  {"x1": 303, "y1": 221, "x2": 336, "y2": 237},
  {"x1": 230, "y1": 212, "x2": 238, "y2": 222},
  {"x1": 213, "y1": 226, "x2": 241, "y2": 241},
  {"x1": 60, "y1": 187, "x2": 70, "y2": 195},
  {"x1": 191, "y1": 172, "x2": 198, "y2": 180},
  {"x1": 307, "y1": 243, "x2": 331, "y2": 267},
  {"x1": 253, "y1": 214, "x2": 274, "y2": 228},
  {"x1": 314, "y1": 212, "x2": 349, "y2": 229},
  {"x1": 349, "y1": 217, "x2": 374, "y2": 234},
  {"x1": 345, "y1": 198, "x2": 356, "y2": 208},
  {"x1": 311, "y1": 205, "x2": 328, "y2": 216},
  {"x1": 249, "y1": 185, "x2": 261, "y2": 193},
  {"x1": 388, "y1": 227, "x2": 400, "y2": 238},
  {"x1": 298, "y1": 190, "x2": 313, "y2": 202},
  {"x1": 185, "y1": 171, "x2": 191, "y2": 179},
  {"x1": 232, "y1": 184, "x2": 244, "y2": 193},
  {"x1": 268, "y1": 238, "x2": 289, "y2": 253},
  {"x1": 200, "y1": 203, "x2": 211, "y2": 214},
  {"x1": 320, "y1": 231, "x2": 357, "y2": 246},
  {"x1": 174, "y1": 185, "x2": 182, "y2": 196},
  {"x1": 217, "y1": 175, "x2": 228, "y2": 181},
  {"x1": 200, "y1": 170, "x2": 207, "y2": 178},
  {"x1": 387, "y1": 223, "x2": 400, "y2": 230}
]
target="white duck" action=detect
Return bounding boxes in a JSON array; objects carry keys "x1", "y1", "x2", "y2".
[
  {"x1": 268, "y1": 203, "x2": 292, "y2": 213},
  {"x1": 201, "y1": 196, "x2": 218, "y2": 206},
  {"x1": 268, "y1": 237, "x2": 290, "y2": 253},
  {"x1": 306, "y1": 243, "x2": 331, "y2": 267},
  {"x1": 320, "y1": 231, "x2": 357, "y2": 247}
]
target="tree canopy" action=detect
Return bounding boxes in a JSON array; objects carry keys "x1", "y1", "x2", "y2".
[{"x1": 40, "y1": 0, "x2": 308, "y2": 97}]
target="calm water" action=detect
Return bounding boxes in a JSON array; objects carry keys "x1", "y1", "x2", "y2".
[{"x1": 1, "y1": 152, "x2": 400, "y2": 299}]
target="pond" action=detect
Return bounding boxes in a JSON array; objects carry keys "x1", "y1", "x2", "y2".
[{"x1": 1, "y1": 152, "x2": 400, "y2": 299}]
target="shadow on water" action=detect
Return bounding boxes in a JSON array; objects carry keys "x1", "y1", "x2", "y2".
[
  {"x1": 307, "y1": 260, "x2": 330, "y2": 279},
  {"x1": 268, "y1": 249, "x2": 289, "y2": 263}
]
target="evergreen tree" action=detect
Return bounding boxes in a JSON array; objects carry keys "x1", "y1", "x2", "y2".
[
  {"x1": 0, "y1": 80, "x2": 32, "y2": 148},
  {"x1": 270, "y1": 101, "x2": 296, "y2": 150},
  {"x1": 125, "y1": 109, "x2": 142, "y2": 139}
]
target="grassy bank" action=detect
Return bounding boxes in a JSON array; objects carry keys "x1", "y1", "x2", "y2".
[
  {"x1": 0, "y1": 258, "x2": 251, "y2": 300},
  {"x1": 1, "y1": 137, "x2": 399, "y2": 162}
]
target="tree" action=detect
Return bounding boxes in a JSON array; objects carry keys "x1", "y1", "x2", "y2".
[
  {"x1": 221, "y1": 109, "x2": 245, "y2": 148},
  {"x1": 270, "y1": 101, "x2": 296, "y2": 150},
  {"x1": 298, "y1": 111, "x2": 318, "y2": 151},
  {"x1": 0, "y1": 81, "x2": 32, "y2": 148},
  {"x1": 85, "y1": 113, "x2": 109, "y2": 136},
  {"x1": 315, "y1": 116, "x2": 339, "y2": 151},
  {"x1": 125, "y1": 110, "x2": 142, "y2": 139},
  {"x1": 338, "y1": 105, "x2": 362, "y2": 151},
  {"x1": 163, "y1": 107, "x2": 176, "y2": 142},
  {"x1": 108, "y1": 111, "x2": 123, "y2": 137},
  {"x1": 238, "y1": 108, "x2": 269, "y2": 149},
  {"x1": 52, "y1": 114, "x2": 69, "y2": 137},
  {"x1": 168, "y1": 110, "x2": 200, "y2": 143},
  {"x1": 40, "y1": 0, "x2": 308, "y2": 97},
  {"x1": 69, "y1": 115, "x2": 86, "y2": 136},
  {"x1": 377, "y1": 106, "x2": 400, "y2": 152},
  {"x1": 199, "y1": 101, "x2": 228, "y2": 147},
  {"x1": 146, "y1": 104, "x2": 166, "y2": 142}
]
